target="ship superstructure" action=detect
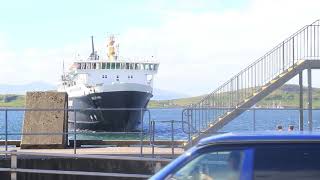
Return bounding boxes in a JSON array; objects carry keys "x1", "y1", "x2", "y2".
[{"x1": 58, "y1": 36, "x2": 159, "y2": 131}]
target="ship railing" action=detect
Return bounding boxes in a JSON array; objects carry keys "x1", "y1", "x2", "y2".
[{"x1": 0, "y1": 150, "x2": 171, "y2": 179}]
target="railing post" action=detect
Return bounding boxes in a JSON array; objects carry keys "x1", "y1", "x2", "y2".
[
  {"x1": 171, "y1": 120, "x2": 174, "y2": 158},
  {"x1": 5, "y1": 109, "x2": 8, "y2": 152},
  {"x1": 188, "y1": 109, "x2": 191, "y2": 143},
  {"x1": 308, "y1": 68, "x2": 313, "y2": 131},
  {"x1": 154, "y1": 162, "x2": 162, "y2": 173},
  {"x1": 140, "y1": 108, "x2": 143, "y2": 157},
  {"x1": 253, "y1": 108, "x2": 256, "y2": 131},
  {"x1": 282, "y1": 41, "x2": 285, "y2": 71},
  {"x1": 299, "y1": 72, "x2": 304, "y2": 131},
  {"x1": 292, "y1": 38, "x2": 295, "y2": 67},
  {"x1": 10, "y1": 150, "x2": 17, "y2": 180},
  {"x1": 73, "y1": 108, "x2": 77, "y2": 154},
  {"x1": 236, "y1": 76, "x2": 239, "y2": 105},
  {"x1": 152, "y1": 121, "x2": 155, "y2": 158}
]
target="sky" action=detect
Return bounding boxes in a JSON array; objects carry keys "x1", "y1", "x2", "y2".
[{"x1": 1, "y1": 0, "x2": 320, "y2": 96}]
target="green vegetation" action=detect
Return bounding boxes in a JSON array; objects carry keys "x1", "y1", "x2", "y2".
[
  {"x1": 148, "y1": 95, "x2": 206, "y2": 108},
  {"x1": 0, "y1": 84, "x2": 319, "y2": 108},
  {"x1": 148, "y1": 84, "x2": 320, "y2": 108},
  {"x1": 0, "y1": 94, "x2": 25, "y2": 107}
]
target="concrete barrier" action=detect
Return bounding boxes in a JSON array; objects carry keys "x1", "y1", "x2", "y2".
[
  {"x1": 0, "y1": 156, "x2": 169, "y2": 180},
  {"x1": 21, "y1": 92, "x2": 68, "y2": 149}
]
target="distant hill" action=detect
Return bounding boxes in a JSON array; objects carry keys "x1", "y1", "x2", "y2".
[
  {"x1": 0, "y1": 84, "x2": 319, "y2": 108},
  {"x1": 0, "y1": 82, "x2": 55, "y2": 94},
  {"x1": 0, "y1": 82, "x2": 188, "y2": 100},
  {"x1": 0, "y1": 94, "x2": 25, "y2": 107},
  {"x1": 152, "y1": 88, "x2": 190, "y2": 100},
  {"x1": 149, "y1": 84, "x2": 320, "y2": 108}
]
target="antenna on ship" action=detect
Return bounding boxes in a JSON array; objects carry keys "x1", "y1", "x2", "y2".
[
  {"x1": 90, "y1": 36, "x2": 96, "y2": 60},
  {"x1": 91, "y1": 36, "x2": 95, "y2": 55},
  {"x1": 62, "y1": 59, "x2": 65, "y2": 75},
  {"x1": 61, "y1": 59, "x2": 66, "y2": 86}
]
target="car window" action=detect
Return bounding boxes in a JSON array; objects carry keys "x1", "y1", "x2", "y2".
[
  {"x1": 254, "y1": 145, "x2": 320, "y2": 180},
  {"x1": 168, "y1": 150, "x2": 245, "y2": 180}
]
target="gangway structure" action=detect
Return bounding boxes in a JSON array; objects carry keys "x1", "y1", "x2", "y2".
[{"x1": 184, "y1": 20, "x2": 320, "y2": 147}]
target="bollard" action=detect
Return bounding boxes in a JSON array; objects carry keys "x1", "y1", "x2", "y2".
[{"x1": 10, "y1": 150, "x2": 17, "y2": 180}]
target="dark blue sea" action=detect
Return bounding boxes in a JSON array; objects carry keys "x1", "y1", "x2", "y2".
[{"x1": 0, "y1": 108, "x2": 320, "y2": 141}]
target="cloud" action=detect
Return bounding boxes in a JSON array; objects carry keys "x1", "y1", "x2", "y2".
[
  {"x1": 1, "y1": 0, "x2": 320, "y2": 95},
  {"x1": 119, "y1": 0, "x2": 320, "y2": 95}
]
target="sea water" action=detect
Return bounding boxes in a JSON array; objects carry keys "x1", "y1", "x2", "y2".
[{"x1": 0, "y1": 108, "x2": 320, "y2": 141}]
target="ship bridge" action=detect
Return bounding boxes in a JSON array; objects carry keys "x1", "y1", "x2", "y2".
[
  {"x1": 73, "y1": 61, "x2": 159, "y2": 72},
  {"x1": 184, "y1": 19, "x2": 320, "y2": 148}
]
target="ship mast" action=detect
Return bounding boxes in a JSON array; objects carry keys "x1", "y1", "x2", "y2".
[{"x1": 90, "y1": 36, "x2": 97, "y2": 60}]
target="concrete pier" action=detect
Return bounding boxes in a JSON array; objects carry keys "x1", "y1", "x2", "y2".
[{"x1": 21, "y1": 92, "x2": 68, "y2": 149}]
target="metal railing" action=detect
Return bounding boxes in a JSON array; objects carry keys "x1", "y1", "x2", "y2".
[
  {"x1": 182, "y1": 107, "x2": 320, "y2": 138},
  {"x1": 2, "y1": 106, "x2": 318, "y2": 154},
  {"x1": 188, "y1": 20, "x2": 320, "y2": 135},
  {"x1": 0, "y1": 150, "x2": 171, "y2": 179},
  {"x1": 0, "y1": 108, "x2": 190, "y2": 158}
]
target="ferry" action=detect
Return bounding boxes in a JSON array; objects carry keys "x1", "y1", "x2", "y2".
[{"x1": 58, "y1": 36, "x2": 159, "y2": 131}]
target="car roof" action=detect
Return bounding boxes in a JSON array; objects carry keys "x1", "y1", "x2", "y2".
[{"x1": 198, "y1": 131, "x2": 320, "y2": 146}]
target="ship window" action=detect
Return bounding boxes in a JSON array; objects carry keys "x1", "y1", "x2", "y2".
[
  {"x1": 116, "y1": 63, "x2": 120, "y2": 69},
  {"x1": 81, "y1": 63, "x2": 86, "y2": 69},
  {"x1": 150, "y1": 64, "x2": 154, "y2": 70},
  {"x1": 92, "y1": 63, "x2": 96, "y2": 69},
  {"x1": 154, "y1": 64, "x2": 158, "y2": 71},
  {"x1": 126, "y1": 63, "x2": 130, "y2": 69},
  {"x1": 102, "y1": 63, "x2": 106, "y2": 69},
  {"x1": 145, "y1": 64, "x2": 149, "y2": 70},
  {"x1": 111, "y1": 63, "x2": 115, "y2": 69},
  {"x1": 140, "y1": 64, "x2": 144, "y2": 70},
  {"x1": 87, "y1": 63, "x2": 91, "y2": 69},
  {"x1": 135, "y1": 63, "x2": 139, "y2": 70},
  {"x1": 106, "y1": 62, "x2": 110, "y2": 69},
  {"x1": 129, "y1": 63, "x2": 134, "y2": 70}
]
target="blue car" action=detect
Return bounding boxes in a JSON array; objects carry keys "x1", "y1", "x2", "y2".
[{"x1": 151, "y1": 132, "x2": 320, "y2": 180}]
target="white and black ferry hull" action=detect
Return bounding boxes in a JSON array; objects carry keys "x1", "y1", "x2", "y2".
[{"x1": 68, "y1": 91, "x2": 152, "y2": 131}]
